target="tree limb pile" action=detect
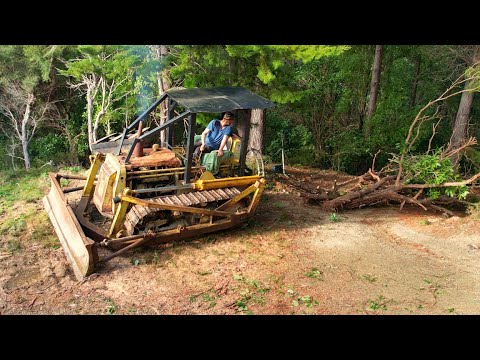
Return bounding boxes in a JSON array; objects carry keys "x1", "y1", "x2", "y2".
[
  {"x1": 282, "y1": 61, "x2": 480, "y2": 216},
  {"x1": 283, "y1": 165, "x2": 480, "y2": 216}
]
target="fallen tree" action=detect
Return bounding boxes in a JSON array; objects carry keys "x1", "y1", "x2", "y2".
[{"x1": 281, "y1": 63, "x2": 480, "y2": 216}]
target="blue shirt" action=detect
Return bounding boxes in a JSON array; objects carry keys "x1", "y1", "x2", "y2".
[{"x1": 205, "y1": 120, "x2": 233, "y2": 149}]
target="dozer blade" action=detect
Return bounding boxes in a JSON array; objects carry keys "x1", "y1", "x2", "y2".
[{"x1": 43, "y1": 173, "x2": 97, "y2": 281}]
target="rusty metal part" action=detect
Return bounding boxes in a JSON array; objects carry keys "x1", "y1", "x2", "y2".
[
  {"x1": 122, "y1": 187, "x2": 241, "y2": 236},
  {"x1": 43, "y1": 173, "x2": 97, "y2": 281},
  {"x1": 62, "y1": 185, "x2": 86, "y2": 193},
  {"x1": 216, "y1": 182, "x2": 258, "y2": 211},
  {"x1": 132, "y1": 120, "x2": 144, "y2": 158},
  {"x1": 99, "y1": 232, "x2": 156, "y2": 263},
  {"x1": 57, "y1": 174, "x2": 90, "y2": 180},
  {"x1": 100, "y1": 218, "x2": 244, "y2": 263}
]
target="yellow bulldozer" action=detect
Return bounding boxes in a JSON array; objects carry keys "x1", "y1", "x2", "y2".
[{"x1": 43, "y1": 87, "x2": 275, "y2": 280}]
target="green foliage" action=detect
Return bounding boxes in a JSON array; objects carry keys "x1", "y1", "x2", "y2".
[
  {"x1": 368, "y1": 296, "x2": 388, "y2": 311},
  {"x1": 398, "y1": 150, "x2": 469, "y2": 200},
  {"x1": 30, "y1": 133, "x2": 68, "y2": 163},
  {"x1": 106, "y1": 299, "x2": 117, "y2": 315},
  {"x1": 60, "y1": 45, "x2": 149, "y2": 142},
  {"x1": 266, "y1": 108, "x2": 315, "y2": 165},
  {"x1": 0, "y1": 45, "x2": 53, "y2": 90},
  {"x1": 330, "y1": 213, "x2": 339, "y2": 222},
  {"x1": 0, "y1": 167, "x2": 51, "y2": 207},
  {"x1": 0, "y1": 44, "x2": 477, "y2": 177},
  {"x1": 0, "y1": 215, "x2": 27, "y2": 236},
  {"x1": 287, "y1": 289, "x2": 319, "y2": 308},
  {"x1": 305, "y1": 268, "x2": 324, "y2": 280},
  {"x1": 326, "y1": 128, "x2": 372, "y2": 172},
  {"x1": 232, "y1": 274, "x2": 270, "y2": 312}
]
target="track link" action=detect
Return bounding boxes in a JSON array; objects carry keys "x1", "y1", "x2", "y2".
[{"x1": 123, "y1": 187, "x2": 241, "y2": 235}]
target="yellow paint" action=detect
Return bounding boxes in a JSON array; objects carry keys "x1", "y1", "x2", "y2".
[
  {"x1": 193, "y1": 175, "x2": 261, "y2": 191},
  {"x1": 108, "y1": 189, "x2": 132, "y2": 237},
  {"x1": 93, "y1": 153, "x2": 126, "y2": 216},
  {"x1": 199, "y1": 171, "x2": 215, "y2": 180}
]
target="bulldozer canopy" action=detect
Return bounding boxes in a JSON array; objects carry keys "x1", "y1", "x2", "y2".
[{"x1": 166, "y1": 87, "x2": 275, "y2": 113}]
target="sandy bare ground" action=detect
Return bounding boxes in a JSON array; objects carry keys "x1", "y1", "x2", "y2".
[{"x1": 1, "y1": 170, "x2": 479, "y2": 315}]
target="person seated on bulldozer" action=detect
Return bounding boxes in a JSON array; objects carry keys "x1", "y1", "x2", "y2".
[
  {"x1": 193, "y1": 111, "x2": 235, "y2": 158},
  {"x1": 192, "y1": 112, "x2": 239, "y2": 176}
]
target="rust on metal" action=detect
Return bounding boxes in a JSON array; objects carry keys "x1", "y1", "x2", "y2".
[
  {"x1": 43, "y1": 173, "x2": 97, "y2": 281},
  {"x1": 122, "y1": 187, "x2": 241, "y2": 235},
  {"x1": 132, "y1": 120, "x2": 144, "y2": 158}
]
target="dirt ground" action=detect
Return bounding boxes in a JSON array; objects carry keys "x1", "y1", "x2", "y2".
[{"x1": 1, "y1": 166, "x2": 479, "y2": 315}]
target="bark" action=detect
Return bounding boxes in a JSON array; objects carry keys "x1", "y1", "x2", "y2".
[
  {"x1": 20, "y1": 93, "x2": 34, "y2": 169},
  {"x1": 448, "y1": 47, "x2": 479, "y2": 165},
  {"x1": 366, "y1": 45, "x2": 384, "y2": 119},
  {"x1": 248, "y1": 108, "x2": 265, "y2": 154},
  {"x1": 449, "y1": 85, "x2": 475, "y2": 165},
  {"x1": 21, "y1": 95, "x2": 33, "y2": 169},
  {"x1": 153, "y1": 45, "x2": 171, "y2": 148},
  {"x1": 410, "y1": 56, "x2": 421, "y2": 109},
  {"x1": 86, "y1": 83, "x2": 95, "y2": 152},
  {"x1": 282, "y1": 168, "x2": 478, "y2": 217}
]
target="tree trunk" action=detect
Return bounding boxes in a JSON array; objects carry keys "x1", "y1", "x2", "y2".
[
  {"x1": 449, "y1": 47, "x2": 479, "y2": 165},
  {"x1": 248, "y1": 108, "x2": 265, "y2": 154},
  {"x1": 449, "y1": 82, "x2": 475, "y2": 165},
  {"x1": 21, "y1": 93, "x2": 34, "y2": 169},
  {"x1": 410, "y1": 56, "x2": 421, "y2": 109},
  {"x1": 365, "y1": 45, "x2": 384, "y2": 137},
  {"x1": 154, "y1": 45, "x2": 170, "y2": 148},
  {"x1": 65, "y1": 132, "x2": 79, "y2": 165},
  {"x1": 93, "y1": 109, "x2": 105, "y2": 143},
  {"x1": 366, "y1": 45, "x2": 384, "y2": 118},
  {"x1": 86, "y1": 87, "x2": 94, "y2": 152}
]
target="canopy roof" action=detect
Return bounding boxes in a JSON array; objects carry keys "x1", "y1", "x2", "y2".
[{"x1": 166, "y1": 87, "x2": 275, "y2": 113}]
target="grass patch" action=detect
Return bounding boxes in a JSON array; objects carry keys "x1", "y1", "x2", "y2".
[
  {"x1": 367, "y1": 295, "x2": 388, "y2": 311},
  {"x1": 265, "y1": 182, "x2": 275, "y2": 190},
  {"x1": 30, "y1": 211, "x2": 59, "y2": 248},
  {"x1": 0, "y1": 168, "x2": 51, "y2": 207},
  {"x1": 362, "y1": 274, "x2": 377, "y2": 283},
  {"x1": 202, "y1": 293, "x2": 217, "y2": 308},
  {"x1": 189, "y1": 290, "x2": 217, "y2": 308},
  {"x1": 143, "y1": 251, "x2": 162, "y2": 266},
  {"x1": 305, "y1": 268, "x2": 324, "y2": 280},
  {"x1": 62, "y1": 166, "x2": 83, "y2": 173},
  {"x1": 330, "y1": 213, "x2": 340, "y2": 222},
  {"x1": 273, "y1": 201, "x2": 287, "y2": 208},
  {"x1": 8, "y1": 239, "x2": 22, "y2": 253},
  {"x1": 0, "y1": 215, "x2": 27, "y2": 236},
  {"x1": 276, "y1": 211, "x2": 290, "y2": 224},
  {"x1": 288, "y1": 289, "x2": 319, "y2": 309},
  {"x1": 232, "y1": 274, "x2": 270, "y2": 312},
  {"x1": 106, "y1": 298, "x2": 118, "y2": 315}
]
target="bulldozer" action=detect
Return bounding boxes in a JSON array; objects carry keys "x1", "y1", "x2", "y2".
[{"x1": 43, "y1": 87, "x2": 275, "y2": 280}]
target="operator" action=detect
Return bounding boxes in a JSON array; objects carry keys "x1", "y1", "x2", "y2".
[{"x1": 194, "y1": 112, "x2": 235, "y2": 158}]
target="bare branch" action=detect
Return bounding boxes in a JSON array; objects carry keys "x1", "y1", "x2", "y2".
[{"x1": 427, "y1": 118, "x2": 443, "y2": 154}]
